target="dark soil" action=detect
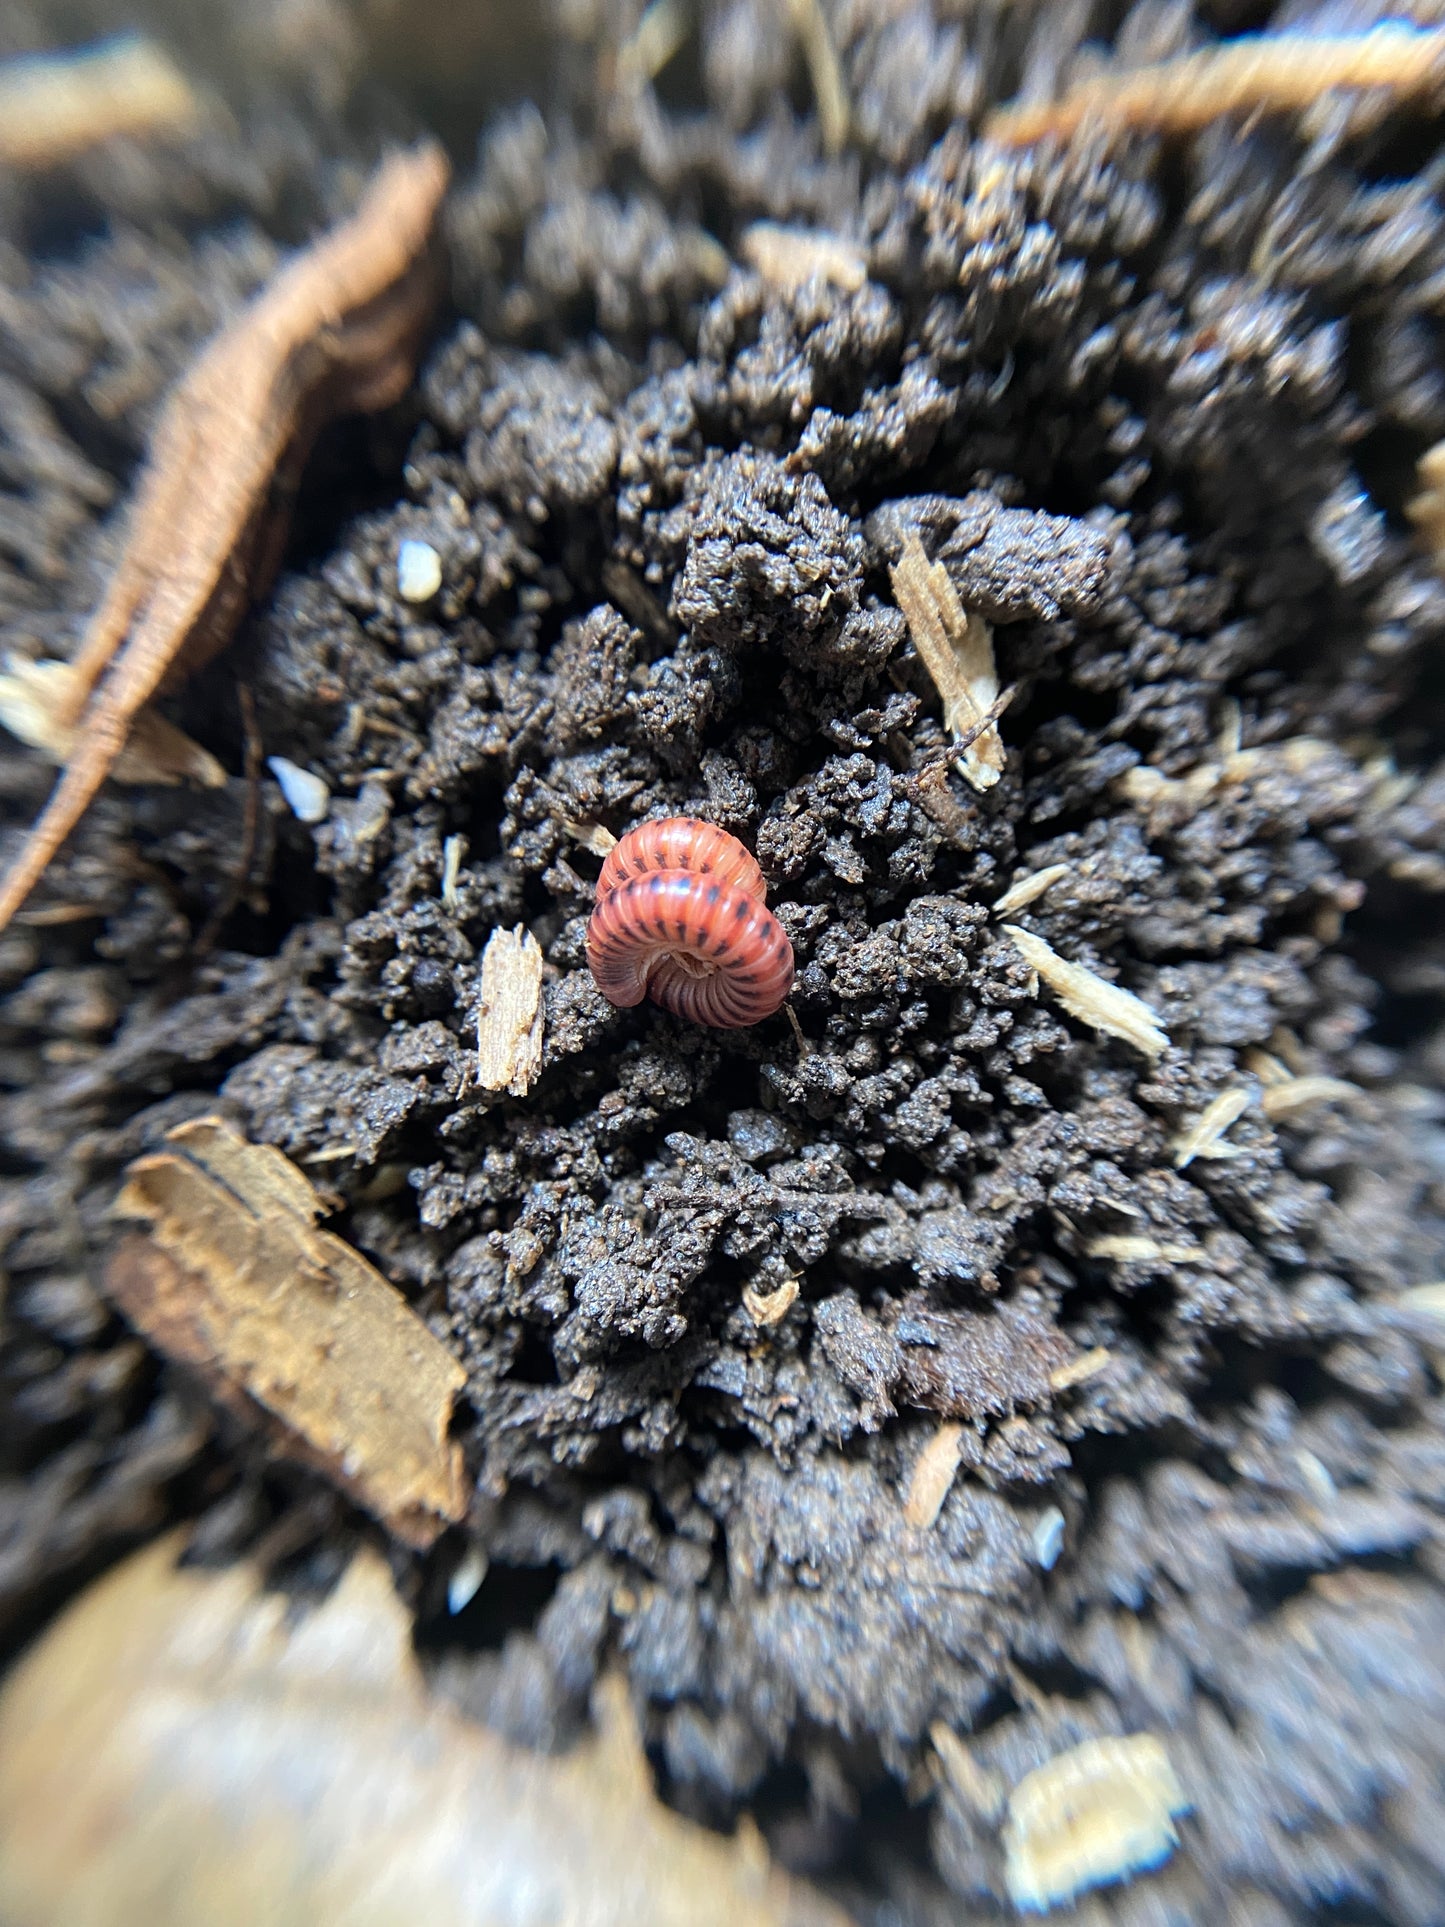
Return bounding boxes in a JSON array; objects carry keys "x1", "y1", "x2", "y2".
[{"x1": 5, "y1": 0, "x2": 1445, "y2": 1919}]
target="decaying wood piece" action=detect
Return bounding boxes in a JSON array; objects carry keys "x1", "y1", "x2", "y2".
[
  {"x1": 0, "y1": 139, "x2": 450, "y2": 936},
  {"x1": 0, "y1": 1536, "x2": 850, "y2": 1927},
  {"x1": 890, "y1": 533, "x2": 1004, "y2": 792},
  {"x1": 1003, "y1": 924, "x2": 1169, "y2": 1059},
  {"x1": 0, "y1": 36, "x2": 201, "y2": 169},
  {"x1": 987, "y1": 25, "x2": 1445, "y2": 146},
  {"x1": 107, "y1": 1116, "x2": 467, "y2": 1548},
  {"x1": 476, "y1": 925, "x2": 546, "y2": 1095}
]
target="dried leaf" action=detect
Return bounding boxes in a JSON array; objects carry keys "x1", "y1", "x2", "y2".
[
  {"x1": 1003, "y1": 925, "x2": 1168, "y2": 1059},
  {"x1": 0, "y1": 1536, "x2": 848, "y2": 1927},
  {"x1": 108, "y1": 1117, "x2": 466, "y2": 1548},
  {"x1": 0, "y1": 655, "x2": 225, "y2": 788},
  {"x1": 987, "y1": 25, "x2": 1445, "y2": 146},
  {"x1": 992, "y1": 863, "x2": 1071, "y2": 918},
  {"x1": 890, "y1": 534, "x2": 1004, "y2": 792},
  {"x1": 1260, "y1": 1074, "x2": 1359, "y2": 1120},
  {"x1": 1003, "y1": 1734, "x2": 1189, "y2": 1912},
  {"x1": 0, "y1": 36, "x2": 202, "y2": 169},
  {"x1": 476, "y1": 925, "x2": 545, "y2": 1095},
  {"x1": 1172, "y1": 1087, "x2": 1252, "y2": 1168},
  {"x1": 740, "y1": 223, "x2": 867, "y2": 293},
  {"x1": 903, "y1": 1422, "x2": 965, "y2": 1529}
]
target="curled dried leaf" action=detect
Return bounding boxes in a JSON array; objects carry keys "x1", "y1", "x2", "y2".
[
  {"x1": 891, "y1": 534, "x2": 1004, "y2": 792},
  {"x1": 1003, "y1": 1734, "x2": 1189, "y2": 1912},
  {"x1": 1172, "y1": 1087, "x2": 1252, "y2": 1168},
  {"x1": 476, "y1": 925, "x2": 545, "y2": 1096},
  {"x1": 992, "y1": 863, "x2": 1071, "y2": 919},
  {"x1": 1002, "y1": 925, "x2": 1168, "y2": 1059},
  {"x1": 0, "y1": 655, "x2": 225, "y2": 789},
  {"x1": 987, "y1": 25, "x2": 1445, "y2": 146},
  {"x1": 740, "y1": 223, "x2": 867, "y2": 293},
  {"x1": 108, "y1": 1116, "x2": 467, "y2": 1548},
  {"x1": 903, "y1": 1422, "x2": 965, "y2": 1530},
  {"x1": 0, "y1": 36, "x2": 202, "y2": 169}
]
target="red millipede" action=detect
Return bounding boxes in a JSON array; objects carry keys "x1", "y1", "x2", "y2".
[{"x1": 586, "y1": 818, "x2": 794, "y2": 1028}]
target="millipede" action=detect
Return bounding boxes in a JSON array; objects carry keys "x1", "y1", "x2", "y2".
[{"x1": 585, "y1": 818, "x2": 794, "y2": 1028}]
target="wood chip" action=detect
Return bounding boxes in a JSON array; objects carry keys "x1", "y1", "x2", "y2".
[
  {"x1": 563, "y1": 818, "x2": 620, "y2": 856},
  {"x1": 617, "y1": 0, "x2": 690, "y2": 86},
  {"x1": 1085, "y1": 1235, "x2": 1205, "y2": 1264},
  {"x1": 740, "y1": 222, "x2": 867, "y2": 293},
  {"x1": 992, "y1": 863, "x2": 1071, "y2": 919},
  {"x1": 0, "y1": 36, "x2": 202, "y2": 169},
  {"x1": 890, "y1": 534, "x2": 1004, "y2": 792},
  {"x1": 1410, "y1": 441, "x2": 1445, "y2": 569},
  {"x1": 1259, "y1": 1074, "x2": 1359, "y2": 1120},
  {"x1": 903, "y1": 1422, "x2": 965, "y2": 1530},
  {"x1": 1002, "y1": 925, "x2": 1168, "y2": 1059},
  {"x1": 1048, "y1": 1346, "x2": 1112, "y2": 1393},
  {"x1": 440, "y1": 833, "x2": 466, "y2": 907},
  {"x1": 1003, "y1": 1734, "x2": 1188, "y2": 1912},
  {"x1": 476, "y1": 925, "x2": 545, "y2": 1096},
  {"x1": 0, "y1": 655, "x2": 225, "y2": 789},
  {"x1": 107, "y1": 1116, "x2": 467, "y2": 1549},
  {"x1": 742, "y1": 1276, "x2": 800, "y2": 1327},
  {"x1": 0, "y1": 1536, "x2": 848, "y2": 1927},
  {"x1": 1172, "y1": 1087, "x2": 1252, "y2": 1168},
  {"x1": 986, "y1": 25, "x2": 1445, "y2": 147}
]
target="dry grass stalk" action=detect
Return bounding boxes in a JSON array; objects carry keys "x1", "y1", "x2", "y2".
[
  {"x1": 903, "y1": 1422, "x2": 965, "y2": 1530},
  {"x1": 740, "y1": 222, "x2": 867, "y2": 293},
  {"x1": 0, "y1": 655, "x2": 224, "y2": 789},
  {"x1": 787, "y1": 0, "x2": 850, "y2": 155},
  {"x1": 108, "y1": 1116, "x2": 467, "y2": 1548},
  {"x1": 987, "y1": 25, "x2": 1445, "y2": 147},
  {"x1": 891, "y1": 534, "x2": 1004, "y2": 792},
  {"x1": 0, "y1": 36, "x2": 202, "y2": 169},
  {"x1": 1003, "y1": 924, "x2": 1168, "y2": 1059},
  {"x1": 1003, "y1": 1734, "x2": 1189, "y2": 1912},
  {"x1": 476, "y1": 925, "x2": 545, "y2": 1095},
  {"x1": 1172, "y1": 1087, "x2": 1252, "y2": 1168},
  {"x1": 992, "y1": 863, "x2": 1071, "y2": 918},
  {"x1": 0, "y1": 141, "x2": 449, "y2": 936}
]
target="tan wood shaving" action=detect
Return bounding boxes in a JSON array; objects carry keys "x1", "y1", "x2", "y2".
[
  {"x1": 0, "y1": 37, "x2": 202, "y2": 169},
  {"x1": 108, "y1": 1116, "x2": 467, "y2": 1548},
  {"x1": 617, "y1": 0, "x2": 690, "y2": 85},
  {"x1": 740, "y1": 222, "x2": 867, "y2": 293},
  {"x1": 992, "y1": 863, "x2": 1072, "y2": 918},
  {"x1": 1172, "y1": 1087, "x2": 1252, "y2": 1168},
  {"x1": 563, "y1": 818, "x2": 620, "y2": 856},
  {"x1": 742, "y1": 1277, "x2": 800, "y2": 1327},
  {"x1": 0, "y1": 655, "x2": 224, "y2": 789},
  {"x1": 1410, "y1": 443, "x2": 1445, "y2": 565},
  {"x1": 1003, "y1": 1733, "x2": 1189, "y2": 1912},
  {"x1": 1048, "y1": 1346, "x2": 1112, "y2": 1393},
  {"x1": 1259, "y1": 1074, "x2": 1359, "y2": 1120},
  {"x1": 1086, "y1": 1235, "x2": 1205, "y2": 1263},
  {"x1": 987, "y1": 25, "x2": 1445, "y2": 147},
  {"x1": 903, "y1": 1422, "x2": 965, "y2": 1529},
  {"x1": 787, "y1": 0, "x2": 850, "y2": 156},
  {"x1": 476, "y1": 925, "x2": 545, "y2": 1096},
  {"x1": 891, "y1": 534, "x2": 1004, "y2": 792},
  {"x1": 1002, "y1": 924, "x2": 1168, "y2": 1059}
]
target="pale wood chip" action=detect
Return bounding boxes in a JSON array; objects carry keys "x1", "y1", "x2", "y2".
[
  {"x1": 891, "y1": 534, "x2": 1004, "y2": 792},
  {"x1": 1002, "y1": 924, "x2": 1168, "y2": 1059},
  {"x1": 476, "y1": 925, "x2": 545, "y2": 1096},
  {"x1": 1086, "y1": 1235, "x2": 1205, "y2": 1263},
  {"x1": 1417, "y1": 443, "x2": 1445, "y2": 573},
  {"x1": 108, "y1": 1116, "x2": 467, "y2": 1548},
  {"x1": 563, "y1": 818, "x2": 620, "y2": 856},
  {"x1": 903, "y1": 1422, "x2": 965, "y2": 1529},
  {"x1": 742, "y1": 1276, "x2": 800, "y2": 1327},
  {"x1": 1003, "y1": 1734, "x2": 1189, "y2": 1912},
  {"x1": 740, "y1": 222, "x2": 867, "y2": 293},
  {"x1": 440, "y1": 833, "x2": 465, "y2": 908},
  {"x1": 0, "y1": 656, "x2": 224, "y2": 789},
  {"x1": 617, "y1": 0, "x2": 689, "y2": 84},
  {"x1": 987, "y1": 25, "x2": 1445, "y2": 146},
  {"x1": 787, "y1": 0, "x2": 849, "y2": 155},
  {"x1": 0, "y1": 36, "x2": 202, "y2": 169},
  {"x1": 992, "y1": 863, "x2": 1072, "y2": 918},
  {"x1": 1259, "y1": 1074, "x2": 1360, "y2": 1120},
  {"x1": 1172, "y1": 1087, "x2": 1252, "y2": 1168},
  {"x1": 1048, "y1": 1345, "x2": 1112, "y2": 1393}
]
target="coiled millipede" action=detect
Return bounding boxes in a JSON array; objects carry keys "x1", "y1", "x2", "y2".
[{"x1": 585, "y1": 818, "x2": 794, "y2": 1028}]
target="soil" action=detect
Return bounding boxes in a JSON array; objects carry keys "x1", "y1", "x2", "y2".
[{"x1": 4, "y1": 0, "x2": 1445, "y2": 1920}]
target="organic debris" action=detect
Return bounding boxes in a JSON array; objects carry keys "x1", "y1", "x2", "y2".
[
  {"x1": 1172, "y1": 1088, "x2": 1252, "y2": 1168},
  {"x1": 0, "y1": 1536, "x2": 849, "y2": 1927},
  {"x1": 476, "y1": 924, "x2": 545, "y2": 1095},
  {"x1": 1409, "y1": 441, "x2": 1445, "y2": 568},
  {"x1": 740, "y1": 223, "x2": 868, "y2": 294},
  {"x1": 0, "y1": 655, "x2": 224, "y2": 789},
  {"x1": 787, "y1": 0, "x2": 849, "y2": 156},
  {"x1": 107, "y1": 1117, "x2": 467, "y2": 1549},
  {"x1": 1002, "y1": 1734, "x2": 1189, "y2": 1912},
  {"x1": 903, "y1": 1422, "x2": 966, "y2": 1530},
  {"x1": 1259, "y1": 1074, "x2": 1360, "y2": 1120},
  {"x1": 0, "y1": 139, "x2": 449, "y2": 935},
  {"x1": 1002, "y1": 926, "x2": 1169, "y2": 1059},
  {"x1": 890, "y1": 533, "x2": 1004, "y2": 791},
  {"x1": 992, "y1": 864, "x2": 1071, "y2": 919},
  {"x1": 0, "y1": 36, "x2": 201, "y2": 169},
  {"x1": 1085, "y1": 1235, "x2": 1205, "y2": 1264},
  {"x1": 986, "y1": 26, "x2": 1445, "y2": 147}
]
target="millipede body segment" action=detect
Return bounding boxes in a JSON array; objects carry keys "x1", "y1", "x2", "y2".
[{"x1": 586, "y1": 818, "x2": 794, "y2": 1028}]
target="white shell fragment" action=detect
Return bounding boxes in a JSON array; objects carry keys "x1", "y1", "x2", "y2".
[
  {"x1": 267, "y1": 756, "x2": 331, "y2": 824},
  {"x1": 1031, "y1": 1507, "x2": 1066, "y2": 1570},
  {"x1": 396, "y1": 538, "x2": 443, "y2": 603},
  {"x1": 1003, "y1": 1733, "x2": 1189, "y2": 1913}
]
